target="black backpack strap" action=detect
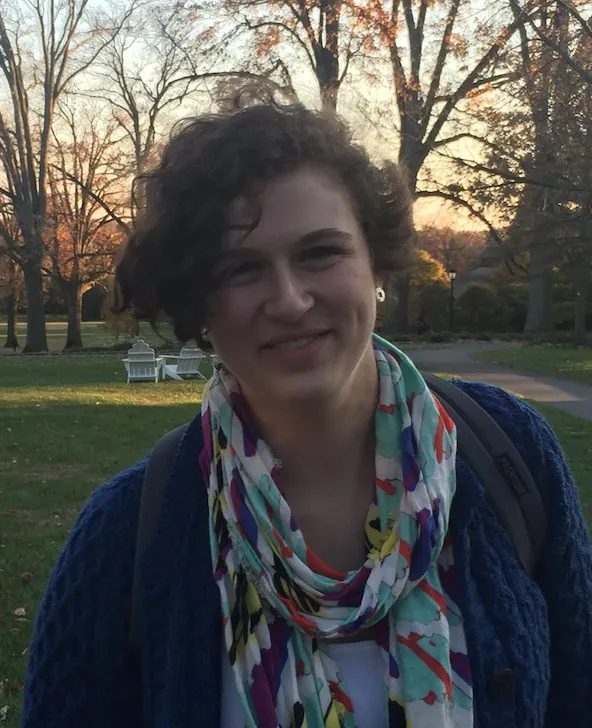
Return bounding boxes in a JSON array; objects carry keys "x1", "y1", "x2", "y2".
[
  {"x1": 129, "y1": 423, "x2": 189, "y2": 655},
  {"x1": 423, "y1": 373, "x2": 547, "y2": 577}
]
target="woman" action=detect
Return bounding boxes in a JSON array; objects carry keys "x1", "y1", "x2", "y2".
[{"x1": 22, "y1": 98, "x2": 592, "y2": 728}]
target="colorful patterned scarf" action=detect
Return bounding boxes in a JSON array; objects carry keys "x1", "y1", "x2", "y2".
[{"x1": 200, "y1": 335, "x2": 473, "y2": 727}]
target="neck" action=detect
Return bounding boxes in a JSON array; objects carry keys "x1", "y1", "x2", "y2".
[{"x1": 246, "y1": 347, "x2": 379, "y2": 494}]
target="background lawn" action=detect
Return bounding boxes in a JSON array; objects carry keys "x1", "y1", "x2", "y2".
[
  {"x1": 477, "y1": 346, "x2": 592, "y2": 386},
  {"x1": 0, "y1": 355, "x2": 211, "y2": 726},
  {"x1": 0, "y1": 354, "x2": 591, "y2": 726},
  {"x1": 0, "y1": 318, "x2": 174, "y2": 355}
]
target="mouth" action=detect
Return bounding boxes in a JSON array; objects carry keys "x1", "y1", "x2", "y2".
[{"x1": 263, "y1": 331, "x2": 331, "y2": 351}]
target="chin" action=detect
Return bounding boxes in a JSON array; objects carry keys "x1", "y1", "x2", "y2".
[{"x1": 265, "y1": 371, "x2": 340, "y2": 405}]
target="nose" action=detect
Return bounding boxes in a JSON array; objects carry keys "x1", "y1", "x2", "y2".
[{"x1": 263, "y1": 265, "x2": 313, "y2": 322}]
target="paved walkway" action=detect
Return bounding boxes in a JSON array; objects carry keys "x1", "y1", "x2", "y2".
[{"x1": 402, "y1": 341, "x2": 592, "y2": 422}]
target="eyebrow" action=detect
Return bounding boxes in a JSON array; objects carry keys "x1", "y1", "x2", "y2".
[
  {"x1": 295, "y1": 228, "x2": 353, "y2": 246},
  {"x1": 219, "y1": 228, "x2": 353, "y2": 262}
]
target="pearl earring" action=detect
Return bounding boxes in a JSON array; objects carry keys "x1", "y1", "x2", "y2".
[{"x1": 375, "y1": 286, "x2": 386, "y2": 303}]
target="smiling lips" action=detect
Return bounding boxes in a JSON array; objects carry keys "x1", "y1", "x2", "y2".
[
  {"x1": 263, "y1": 331, "x2": 330, "y2": 350},
  {"x1": 260, "y1": 331, "x2": 332, "y2": 366}
]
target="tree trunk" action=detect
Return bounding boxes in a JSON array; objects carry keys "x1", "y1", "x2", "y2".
[
  {"x1": 573, "y1": 267, "x2": 590, "y2": 345},
  {"x1": 315, "y1": 46, "x2": 339, "y2": 111},
  {"x1": 524, "y1": 240, "x2": 554, "y2": 333},
  {"x1": 4, "y1": 291, "x2": 19, "y2": 349},
  {"x1": 381, "y1": 280, "x2": 399, "y2": 335},
  {"x1": 313, "y1": 0, "x2": 341, "y2": 111},
  {"x1": 3, "y1": 258, "x2": 20, "y2": 350},
  {"x1": 22, "y1": 258, "x2": 48, "y2": 353},
  {"x1": 394, "y1": 274, "x2": 411, "y2": 333},
  {"x1": 63, "y1": 280, "x2": 84, "y2": 349},
  {"x1": 319, "y1": 82, "x2": 338, "y2": 111},
  {"x1": 394, "y1": 145, "x2": 424, "y2": 333}
]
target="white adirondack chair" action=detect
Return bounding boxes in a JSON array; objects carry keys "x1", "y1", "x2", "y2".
[
  {"x1": 162, "y1": 340, "x2": 207, "y2": 381},
  {"x1": 122, "y1": 340, "x2": 163, "y2": 383}
]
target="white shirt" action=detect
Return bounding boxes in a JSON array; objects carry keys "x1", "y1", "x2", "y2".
[{"x1": 221, "y1": 639, "x2": 388, "y2": 728}]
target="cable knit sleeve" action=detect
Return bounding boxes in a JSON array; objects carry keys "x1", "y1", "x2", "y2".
[
  {"x1": 20, "y1": 463, "x2": 145, "y2": 728},
  {"x1": 454, "y1": 380, "x2": 592, "y2": 725},
  {"x1": 528, "y1": 410, "x2": 592, "y2": 725}
]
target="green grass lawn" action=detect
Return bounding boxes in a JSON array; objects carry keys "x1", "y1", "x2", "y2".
[
  {"x1": 0, "y1": 355, "x2": 212, "y2": 726},
  {"x1": 0, "y1": 355, "x2": 591, "y2": 726},
  {"x1": 477, "y1": 346, "x2": 592, "y2": 386}
]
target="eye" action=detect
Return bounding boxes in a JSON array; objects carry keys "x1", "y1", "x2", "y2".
[
  {"x1": 223, "y1": 259, "x2": 264, "y2": 283},
  {"x1": 301, "y1": 245, "x2": 343, "y2": 262}
]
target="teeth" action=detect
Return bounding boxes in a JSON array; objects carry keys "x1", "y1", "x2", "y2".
[{"x1": 276, "y1": 336, "x2": 316, "y2": 350}]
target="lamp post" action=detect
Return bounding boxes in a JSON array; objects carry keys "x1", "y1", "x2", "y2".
[{"x1": 447, "y1": 268, "x2": 457, "y2": 332}]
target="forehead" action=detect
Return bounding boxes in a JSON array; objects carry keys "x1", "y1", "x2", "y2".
[{"x1": 225, "y1": 167, "x2": 361, "y2": 250}]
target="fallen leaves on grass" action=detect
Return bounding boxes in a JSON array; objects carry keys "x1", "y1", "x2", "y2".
[
  {"x1": 0, "y1": 679, "x2": 21, "y2": 722},
  {"x1": 0, "y1": 681, "x2": 21, "y2": 697}
]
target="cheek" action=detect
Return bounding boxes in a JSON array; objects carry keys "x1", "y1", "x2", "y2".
[
  {"x1": 208, "y1": 288, "x2": 259, "y2": 335},
  {"x1": 320, "y1": 263, "x2": 376, "y2": 312}
]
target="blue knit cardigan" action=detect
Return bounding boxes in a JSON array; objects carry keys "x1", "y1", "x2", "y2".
[{"x1": 21, "y1": 381, "x2": 592, "y2": 728}]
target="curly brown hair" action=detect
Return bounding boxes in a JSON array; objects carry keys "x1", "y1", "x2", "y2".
[{"x1": 115, "y1": 98, "x2": 414, "y2": 348}]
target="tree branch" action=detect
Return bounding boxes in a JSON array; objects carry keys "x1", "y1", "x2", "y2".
[
  {"x1": 416, "y1": 189, "x2": 504, "y2": 245},
  {"x1": 53, "y1": 166, "x2": 131, "y2": 234},
  {"x1": 59, "y1": 1, "x2": 138, "y2": 95},
  {"x1": 425, "y1": 3, "x2": 537, "y2": 149},
  {"x1": 242, "y1": 17, "x2": 315, "y2": 70},
  {"x1": 556, "y1": 0, "x2": 592, "y2": 40},
  {"x1": 442, "y1": 153, "x2": 591, "y2": 193},
  {"x1": 421, "y1": 0, "x2": 461, "y2": 135},
  {"x1": 523, "y1": 4, "x2": 592, "y2": 87}
]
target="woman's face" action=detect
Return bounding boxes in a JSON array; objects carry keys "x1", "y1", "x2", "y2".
[{"x1": 206, "y1": 166, "x2": 379, "y2": 407}]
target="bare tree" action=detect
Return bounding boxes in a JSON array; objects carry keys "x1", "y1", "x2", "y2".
[
  {"x1": 551, "y1": 15, "x2": 592, "y2": 341},
  {"x1": 518, "y1": 0, "x2": 592, "y2": 337},
  {"x1": 0, "y1": 206, "x2": 22, "y2": 349},
  {"x1": 213, "y1": 0, "x2": 374, "y2": 110},
  {"x1": 46, "y1": 102, "x2": 125, "y2": 348},
  {"x1": 367, "y1": 2, "x2": 532, "y2": 190},
  {"x1": 95, "y1": 6, "x2": 218, "y2": 180},
  {"x1": 63, "y1": 2, "x2": 295, "y2": 231},
  {"x1": 228, "y1": 2, "x2": 536, "y2": 188},
  {"x1": 518, "y1": 0, "x2": 592, "y2": 86},
  {"x1": 0, "y1": 0, "x2": 134, "y2": 351},
  {"x1": 436, "y1": 1, "x2": 592, "y2": 335},
  {"x1": 503, "y1": 0, "x2": 578, "y2": 331},
  {"x1": 354, "y1": 0, "x2": 537, "y2": 328}
]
